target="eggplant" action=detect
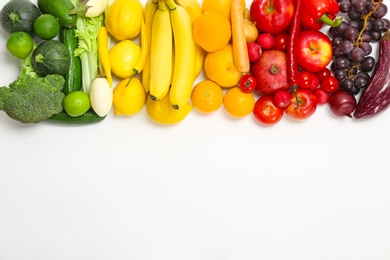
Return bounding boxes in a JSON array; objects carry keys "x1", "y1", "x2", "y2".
[{"x1": 354, "y1": 30, "x2": 390, "y2": 119}]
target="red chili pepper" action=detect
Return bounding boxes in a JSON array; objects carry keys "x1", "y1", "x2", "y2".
[
  {"x1": 302, "y1": 0, "x2": 342, "y2": 29},
  {"x1": 287, "y1": 0, "x2": 302, "y2": 88}
]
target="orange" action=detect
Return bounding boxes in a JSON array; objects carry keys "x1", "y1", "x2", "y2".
[
  {"x1": 193, "y1": 12, "x2": 231, "y2": 53},
  {"x1": 191, "y1": 80, "x2": 224, "y2": 113},
  {"x1": 202, "y1": 0, "x2": 246, "y2": 21},
  {"x1": 223, "y1": 87, "x2": 255, "y2": 118},
  {"x1": 204, "y1": 43, "x2": 242, "y2": 88}
]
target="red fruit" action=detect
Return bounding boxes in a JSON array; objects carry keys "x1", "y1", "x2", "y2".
[
  {"x1": 257, "y1": 33, "x2": 275, "y2": 50},
  {"x1": 239, "y1": 74, "x2": 257, "y2": 93},
  {"x1": 247, "y1": 42, "x2": 262, "y2": 63},
  {"x1": 285, "y1": 88, "x2": 317, "y2": 120},
  {"x1": 315, "y1": 68, "x2": 331, "y2": 83},
  {"x1": 314, "y1": 88, "x2": 330, "y2": 104},
  {"x1": 298, "y1": 71, "x2": 314, "y2": 89},
  {"x1": 321, "y1": 75, "x2": 339, "y2": 92},
  {"x1": 273, "y1": 33, "x2": 288, "y2": 52},
  {"x1": 251, "y1": 50, "x2": 289, "y2": 95},
  {"x1": 272, "y1": 89, "x2": 291, "y2": 108},
  {"x1": 309, "y1": 73, "x2": 320, "y2": 91},
  {"x1": 253, "y1": 95, "x2": 284, "y2": 125}
]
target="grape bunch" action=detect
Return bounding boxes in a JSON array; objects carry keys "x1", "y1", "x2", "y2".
[{"x1": 328, "y1": 0, "x2": 389, "y2": 95}]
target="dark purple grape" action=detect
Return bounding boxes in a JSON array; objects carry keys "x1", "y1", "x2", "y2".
[
  {"x1": 345, "y1": 26, "x2": 359, "y2": 41},
  {"x1": 360, "y1": 42, "x2": 372, "y2": 55},
  {"x1": 354, "y1": 75, "x2": 369, "y2": 88},
  {"x1": 372, "y1": 18, "x2": 385, "y2": 31},
  {"x1": 350, "y1": 47, "x2": 365, "y2": 62},
  {"x1": 339, "y1": 0, "x2": 352, "y2": 13},
  {"x1": 352, "y1": 0, "x2": 368, "y2": 13},
  {"x1": 340, "y1": 40, "x2": 354, "y2": 54},
  {"x1": 370, "y1": 30, "x2": 382, "y2": 42},
  {"x1": 357, "y1": 71, "x2": 370, "y2": 79},
  {"x1": 361, "y1": 56, "x2": 376, "y2": 71},
  {"x1": 348, "y1": 9, "x2": 361, "y2": 20},
  {"x1": 332, "y1": 36, "x2": 343, "y2": 46},
  {"x1": 359, "y1": 19, "x2": 372, "y2": 32},
  {"x1": 334, "y1": 69, "x2": 348, "y2": 81},
  {"x1": 383, "y1": 18, "x2": 390, "y2": 31},
  {"x1": 335, "y1": 56, "x2": 350, "y2": 69},
  {"x1": 349, "y1": 19, "x2": 360, "y2": 29},
  {"x1": 372, "y1": 3, "x2": 388, "y2": 18},
  {"x1": 361, "y1": 32, "x2": 371, "y2": 42},
  {"x1": 341, "y1": 78, "x2": 355, "y2": 92},
  {"x1": 332, "y1": 46, "x2": 343, "y2": 57}
]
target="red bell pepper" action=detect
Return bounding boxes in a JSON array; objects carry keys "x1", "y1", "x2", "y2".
[{"x1": 301, "y1": 0, "x2": 342, "y2": 30}]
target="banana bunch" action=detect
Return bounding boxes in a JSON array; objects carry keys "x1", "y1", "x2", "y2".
[{"x1": 142, "y1": 0, "x2": 204, "y2": 110}]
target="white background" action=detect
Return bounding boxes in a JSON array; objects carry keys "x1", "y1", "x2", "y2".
[{"x1": 1, "y1": 0, "x2": 390, "y2": 259}]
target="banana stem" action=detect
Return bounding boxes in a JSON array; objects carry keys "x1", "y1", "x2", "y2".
[
  {"x1": 165, "y1": 0, "x2": 177, "y2": 10},
  {"x1": 158, "y1": 0, "x2": 168, "y2": 10}
]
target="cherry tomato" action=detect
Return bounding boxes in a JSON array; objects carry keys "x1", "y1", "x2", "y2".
[
  {"x1": 239, "y1": 74, "x2": 257, "y2": 93},
  {"x1": 315, "y1": 68, "x2": 331, "y2": 83},
  {"x1": 273, "y1": 33, "x2": 289, "y2": 53},
  {"x1": 253, "y1": 95, "x2": 284, "y2": 125},
  {"x1": 298, "y1": 71, "x2": 314, "y2": 89},
  {"x1": 321, "y1": 75, "x2": 339, "y2": 92}
]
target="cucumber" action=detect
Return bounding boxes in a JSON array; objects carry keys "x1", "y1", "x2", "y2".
[
  {"x1": 46, "y1": 109, "x2": 106, "y2": 125},
  {"x1": 59, "y1": 27, "x2": 82, "y2": 95},
  {"x1": 37, "y1": 0, "x2": 77, "y2": 28}
]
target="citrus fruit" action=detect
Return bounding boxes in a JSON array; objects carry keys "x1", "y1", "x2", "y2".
[
  {"x1": 204, "y1": 44, "x2": 242, "y2": 88},
  {"x1": 63, "y1": 91, "x2": 91, "y2": 117},
  {"x1": 33, "y1": 14, "x2": 60, "y2": 40},
  {"x1": 146, "y1": 92, "x2": 192, "y2": 124},
  {"x1": 109, "y1": 40, "x2": 140, "y2": 79},
  {"x1": 193, "y1": 12, "x2": 231, "y2": 53},
  {"x1": 191, "y1": 80, "x2": 224, "y2": 113},
  {"x1": 6, "y1": 31, "x2": 34, "y2": 59},
  {"x1": 223, "y1": 87, "x2": 255, "y2": 118},
  {"x1": 113, "y1": 77, "x2": 146, "y2": 116},
  {"x1": 202, "y1": 0, "x2": 245, "y2": 20}
]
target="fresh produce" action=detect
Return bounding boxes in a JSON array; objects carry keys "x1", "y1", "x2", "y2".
[
  {"x1": 301, "y1": 0, "x2": 342, "y2": 30},
  {"x1": 272, "y1": 89, "x2": 291, "y2": 108},
  {"x1": 238, "y1": 74, "x2": 257, "y2": 93},
  {"x1": 148, "y1": 0, "x2": 172, "y2": 101},
  {"x1": 284, "y1": 88, "x2": 317, "y2": 120},
  {"x1": 59, "y1": 27, "x2": 82, "y2": 94},
  {"x1": 0, "y1": 0, "x2": 41, "y2": 35},
  {"x1": 257, "y1": 33, "x2": 275, "y2": 50},
  {"x1": 37, "y1": 0, "x2": 77, "y2": 28},
  {"x1": 109, "y1": 39, "x2": 140, "y2": 79},
  {"x1": 33, "y1": 14, "x2": 60, "y2": 40},
  {"x1": 231, "y1": 0, "x2": 250, "y2": 74},
  {"x1": 247, "y1": 42, "x2": 262, "y2": 62},
  {"x1": 0, "y1": 74, "x2": 65, "y2": 124},
  {"x1": 113, "y1": 78, "x2": 146, "y2": 116},
  {"x1": 104, "y1": 0, "x2": 143, "y2": 41},
  {"x1": 251, "y1": 50, "x2": 289, "y2": 95},
  {"x1": 46, "y1": 109, "x2": 105, "y2": 125},
  {"x1": 6, "y1": 31, "x2": 34, "y2": 59},
  {"x1": 131, "y1": 16, "x2": 148, "y2": 80},
  {"x1": 97, "y1": 26, "x2": 112, "y2": 87},
  {"x1": 328, "y1": 89, "x2": 356, "y2": 118},
  {"x1": 354, "y1": 30, "x2": 390, "y2": 119},
  {"x1": 89, "y1": 77, "x2": 113, "y2": 117},
  {"x1": 297, "y1": 30, "x2": 333, "y2": 73},
  {"x1": 286, "y1": 0, "x2": 301, "y2": 88},
  {"x1": 253, "y1": 95, "x2": 284, "y2": 125},
  {"x1": 70, "y1": 0, "x2": 108, "y2": 17},
  {"x1": 62, "y1": 90, "x2": 91, "y2": 117},
  {"x1": 191, "y1": 79, "x2": 224, "y2": 113},
  {"x1": 249, "y1": 0, "x2": 294, "y2": 34},
  {"x1": 32, "y1": 39, "x2": 71, "y2": 77},
  {"x1": 223, "y1": 87, "x2": 255, "y2": 118}
]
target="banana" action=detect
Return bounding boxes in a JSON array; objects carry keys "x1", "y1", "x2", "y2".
[
  {"x1": 174, "y1": 0, "x2": 205, "y2": 78},
  {"x1": 165, "y1": 0, "x2": 196, "y2": 110},
  {"x1": 148, "y1": 0, "x2": 173, "y2": 101},
  {"x1": 141, "y1": 0, "x2": 158, "y2": 93}
]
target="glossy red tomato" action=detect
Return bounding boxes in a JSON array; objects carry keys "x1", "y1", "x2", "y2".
[
  {"x1": 321, "y1": 75, "x2": 339, "y2": 92},
  {"x1": 273, "y1": 33, "x2": 289, "y2": 52},
  {"x1": 239, "y1": 74, "x2": 257, "y2": 93},
  {"x1": 298, "y1": 71, "x2": 314, "y2": 89},
  {"x1": 253, "y1": 95, "x2": 284, "y2": 125},
  {"x1": 315, "y1": 68, "x2": 331, "y2": 83},
  {"x1": 285, "y1": 89, "x2": 317, "y2": 120}
]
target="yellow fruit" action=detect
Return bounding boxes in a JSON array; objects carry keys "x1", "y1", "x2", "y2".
[
  {"x1": 204, "y1": 44, "x2": 242, "y2": 88},
  {"x1": 105, "y1": 0, "x2": 143, "y2": 41},
  {"x1": 113, "y1": 77, "x2": 146, "y2": 116},
  {"x1": 109, "y1": 40, "x2": 140, "y2": 79},
  {"x1": 202, "y1": 0, "x2": 245, "y2": 20},
  {"x1": 244, "y1": 19, "x2": 259, "y2": 43},
  {"x1": 191, "y1": 80, "x2": 224, "y2": 113},
  {"x1": 146, "y1": 92, "x2": 192, "y2": 124},
  {"x1": 193, "y1": 12, "x2": 231, "y2": 53},
  {"x1": 223, "y1": 87, "x2": 255, "y2": 118}
]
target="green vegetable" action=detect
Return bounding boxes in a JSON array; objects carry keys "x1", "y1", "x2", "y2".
[
  {"x1": 46, "y1": 109, "x2": 106, "y2": 125},
  {"x1": 32, "y1": 39, "x2": 71, "y2": 77},
  {"x1": 59, "y1": 27, "x2": 82, "y2": 94},
  {"x1": 19, "y1": 40, "x2": 39, "y2": 78},
  {"x1": 37, "y1": 0, "x2": 77, "y2": 28},
  {"x1": 71, "y1": 0, "x2": 104, "y2": 94},
  {"x1": 0, "y1": 0, "x2": 41, "y2": 35},
  {"x1": 0, "y1": 74, "x2": 65, "y2": 124}
]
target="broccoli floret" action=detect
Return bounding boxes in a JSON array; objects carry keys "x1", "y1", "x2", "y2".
[
  {"x1": 19, "y1": 41, "x2": 39, "y2": 78},
  {"x1": 0, "y1": 74, "x2": 66, "y2": 124}
]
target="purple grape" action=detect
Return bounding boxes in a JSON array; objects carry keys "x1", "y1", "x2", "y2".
[
  {"x1": 334, "y1": 69, "x2": 348, "y2": 81},
  {"x1": 360, "y1": 42, "x2": 372, "y2": 55},
  {"x1": 339, "y1": 0, "x2": 352, "y2": 12},
  {"x1": 345, "y1": 26, "x2": 359, "y2": 41},
  {"x1": 335, "y1": 56, "x2": 350, "y2": 69},
  {"x1": 352, "y1": 0, "x2": 368, "y2": 13},
  {"x1": 361, "y1": 56, "x2": 376, "y2": 72},
  {"x1": 354, "y1": 75, "x2": 369, "y2": 88},
  {"x1": 372, "y1": 18, "x2": 385, "y2": 32},
  {"x1": 351, "y1": 47, "x2": 365, "y2": 62},
  {"x1": 339, "y1": 40, "x2": 354, "y2": 55}
]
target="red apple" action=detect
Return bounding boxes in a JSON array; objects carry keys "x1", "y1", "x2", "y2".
[
  {"x1": 297, "y1": 30, "x2": 333, "y2": 73},
  {"x1": 250, "y1": 0, "x2": 294, "y2": 35},
  {"x1": 250, "y1": 50, "x2": 290, "y2": 95},
  {"x1": 285, "y1": 88, "x2": 317, "y2": 120}
]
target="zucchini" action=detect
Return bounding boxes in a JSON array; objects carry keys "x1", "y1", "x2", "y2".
[
  {"x1": 46, "y1": 109, "x2": 106, "y2": 125},
  {"x1": 37, "y1": 0, "x2": 77, "y2": 28},
  {"x1": 0, "y1": 0, "x2": 41, "y2": 35},
  {"x1": 59, "y1": 27, "x2": 82, "y2": 95},
  {"x1": 32, "y1": 39, "x2": 71, "y2": 77}
]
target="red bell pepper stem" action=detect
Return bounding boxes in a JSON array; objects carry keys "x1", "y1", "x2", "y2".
[
  {"x1": 287, "y1": 0, "x2": 302, "y2": 88},
  {"x1": 319, "y1": 13, "x2": 343, "y2": 27}
]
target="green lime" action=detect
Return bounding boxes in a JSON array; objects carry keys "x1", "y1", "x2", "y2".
[
  {"x1": 6, "y1": 31, "x2": 34, "y2": 59},
  {"x1": 33, "y1": 14, "x2": 60, "y2": 40},
  {"x1": 63, "y1": 91, "x2": 91, "y2": 117}
]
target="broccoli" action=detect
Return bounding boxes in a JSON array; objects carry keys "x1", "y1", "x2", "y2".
[
  {"x1": 19, "y1": 41, "x2": 39, "y2": 78},
  {"x1": 0, "y1": 74, "x2": 65, "y2": 124}
]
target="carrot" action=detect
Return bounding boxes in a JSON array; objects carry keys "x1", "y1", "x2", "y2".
[
  {"x1": 98, "y1": 26, "x2": 113, "y2": 87},
  {"x1": 287, "y1": 0, "x2": 302, "y2": 88},
  {"x1": 231, "y1": 0, "x2": 250, "y2": 74}
]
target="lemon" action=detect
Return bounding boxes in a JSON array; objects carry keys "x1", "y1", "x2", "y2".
[
  {"x1": 6, "y1": 32, "x2": 34, "y2": 59},
  {"x1": 113, "y1": 77, "x2": 146, "y2": 116},
  {"x1": 109, "y1": 40, "x2": 140, "y2": 79},
  {"x1": 63, "y1": 91, "x2": 91, "y2": 117},
  {"x1": 33, "y1": 14, "x2": 60, "y2": 40},
  {"x1": 146, "y1": 93, "x2": 192, "y2": 124}
]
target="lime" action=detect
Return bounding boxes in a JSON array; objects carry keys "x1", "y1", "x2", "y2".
[
  {"x1": 6, "y1": 32, "x2": 34, "y2": 59},
  {"x1": 33, "y1": 14, "x2": 60, "y2": 40},
  {"x1": 63, "y1": 91, "x2": 91, "y2": 117}
]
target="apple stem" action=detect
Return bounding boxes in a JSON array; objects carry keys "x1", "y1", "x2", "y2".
[{"x1": 291, "y1": 85, "x2": 300, "y2": 109}]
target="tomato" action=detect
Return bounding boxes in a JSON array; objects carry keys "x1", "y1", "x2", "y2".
[
  {"x1": 273, "y1": 33, "x2": 289, "y2": 52},
  {"x1": 239, "y1": 74, "x2": 257, "y2": 93},
  {"x1": 315, "y1": 68, "x2": 331, "y2": 83},
  {"x1": 285, "y1": 88, "x2": 317, "y2": 120},
  {"x1": 298, "y1": 71, "x2": 314, "y2": 89},
  {"x1": 253, "y1": 95, "x2": 284, "y2": 125},
  {"x1": 321, "y1": 75, "x2": 339, "y2": 92}
]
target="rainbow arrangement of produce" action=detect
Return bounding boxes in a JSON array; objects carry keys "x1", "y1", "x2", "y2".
[{"x1": 0, "y1": 0, "x2": 389, "y2": 125}]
